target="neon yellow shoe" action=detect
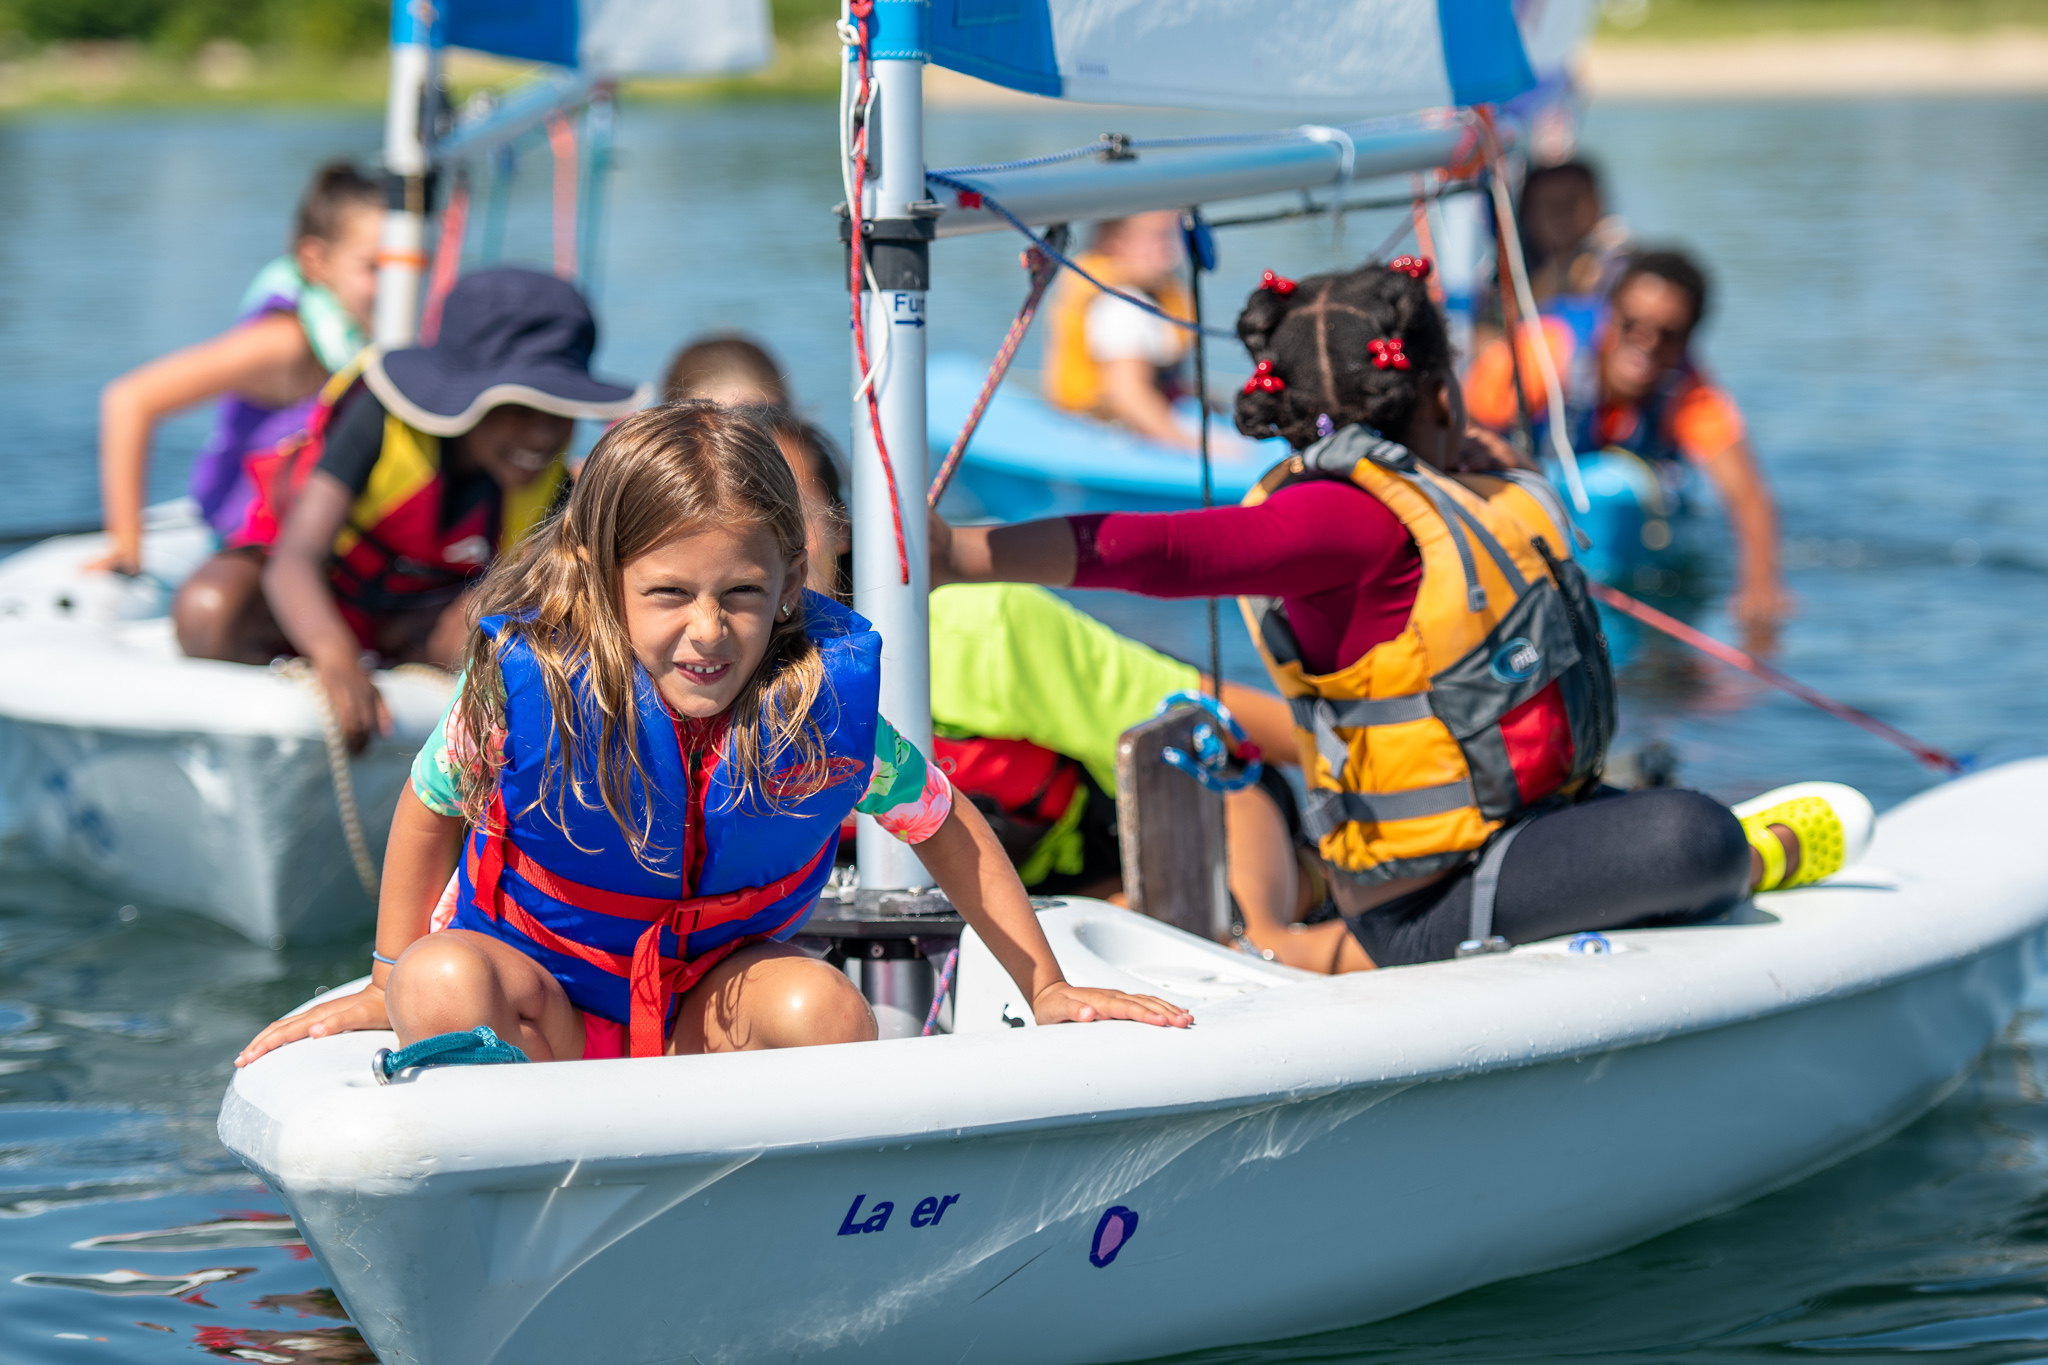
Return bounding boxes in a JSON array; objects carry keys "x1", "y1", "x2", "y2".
[{"x1": 1733, "y1": 781, "x2": 1875, "y2": 891}]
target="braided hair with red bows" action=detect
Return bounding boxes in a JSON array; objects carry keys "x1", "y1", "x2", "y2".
[{"x1": 1233, "y1": 258, "x2": 1451, "y2": 450}]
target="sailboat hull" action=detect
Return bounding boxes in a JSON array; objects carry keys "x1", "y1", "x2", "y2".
[
  {"x1": 221, "y1": 760, "x2": 2048, "y2": 1364},
  {"x1": 0, "y1": 509, "x2": 452, "y2": 943}
]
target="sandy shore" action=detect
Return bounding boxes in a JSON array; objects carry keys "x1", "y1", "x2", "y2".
[
  {"x1": 1581, "y1": 28, "x2": 2048, "y2": 97},
  {"x1": 928, "y1": 29, "x2": 2048, "y2": 106}
]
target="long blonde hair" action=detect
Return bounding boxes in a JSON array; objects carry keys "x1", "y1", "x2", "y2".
[{"x1": 453, "y1": 402, "x2": 831, "y2": 861}]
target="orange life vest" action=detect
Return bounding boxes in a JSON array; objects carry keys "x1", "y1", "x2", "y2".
[
  {"x1": 1240, "y1": 426, "x2": 1616, "y2": 886},
  {"x1": 237, "y1": 356, "x2": 565, "y2": 623},
  {"x1": 1042, "y1": 251, "x2": 1194, "y2": 418}
]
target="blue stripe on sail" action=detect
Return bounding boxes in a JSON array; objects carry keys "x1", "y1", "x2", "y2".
[
  {"x1": 928, "y1": 0, "x2": 1061, "y2": 99},
  {"x1": 1435, "y1": 0, "x2": 1537, "y2": 106},
  {"x1": 444, "y1": 0, "x2": 578, "y2": 68},
  {"x1": 873, "y1": 0, "x2": 932, "y2": 60}
]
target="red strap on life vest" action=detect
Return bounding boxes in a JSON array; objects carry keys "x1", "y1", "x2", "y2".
[{"x1": 466, "y1": 809, "x2": 832, "y2": 1058}]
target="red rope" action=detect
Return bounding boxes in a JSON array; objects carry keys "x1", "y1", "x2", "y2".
[
  {"x1": 846, "y1": 0, "x2": 910, "y2": 584},
  {"x1": 1588, "y1": 582, "x2": 1962, "y2": 774},
  {"x1": 418, "y1": 176, "x2": 469, "y2": 345},
  {"x1": 545, "y1": 111, "x2": 578, "y2": 281},
  {"x1": 928, "y1": 244, "x2": 1058, "y2": 507},
  {"x1": 1409, "y1": 173, "x2": 1444, "y2": 308}
]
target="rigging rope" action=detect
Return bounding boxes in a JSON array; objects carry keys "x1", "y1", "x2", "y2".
[
  {"x1": 1183, "y1": 210, "x2": 1225, "y2": 705},
  {"x1": 545, "y1": 111, "x2": 578, "y2": 281},
  {"x1": 418, "y1": 174, "x2": 469, "y2": 346},
  {"x1": 1476, "y1": 111, "x2": 1589, "y2": 513},
  {"x1": 928, "y1": 236, "x2": 1063, "y2": 506},
  {"x1": 841, "y1": 0, "x2": 910, "y2": 585},
  {"x1": 1587, "y1": 583, "x2": 1963, "y2": 774},
  {"x1": 925, "y1": 171, "x2": 1239, "y2": 342}
]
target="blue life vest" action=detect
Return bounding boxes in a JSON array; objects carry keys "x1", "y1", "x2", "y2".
[
  {"x1": 1536, "y1": 294, "x2": 1698, "y2": 468},
  {"x1": 452, "y1": 590, "x2": 881, "y2": 1056}
]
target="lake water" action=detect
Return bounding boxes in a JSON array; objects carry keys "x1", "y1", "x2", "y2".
[{"x1": 0, "y1": 93, "x2": 2045, "y2": 1364}]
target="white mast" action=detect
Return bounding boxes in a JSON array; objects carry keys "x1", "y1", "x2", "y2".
[
  {"x1": 850, "y1": 0, "x2": 934, "y2": 893},
  {"x1": 376, "y1": 0, "x2": 442, "y2": 346}
]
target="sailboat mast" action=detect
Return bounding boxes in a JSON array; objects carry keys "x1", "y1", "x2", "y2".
[
  {"x1": 851, "y1": 0, "x2": 934, "y2": 892},
  {"x1": 376, "y1": 0, "x2": 442, "y2": 346}
]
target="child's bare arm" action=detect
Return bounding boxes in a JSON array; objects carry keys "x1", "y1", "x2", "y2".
[
  {"x1": 235, "y1": 786, "x2": 462, "y2": 1066},
  {"x1": 96, "y1": 313, "x2": 318, "y2": 574},
  {"x1": 265, "y1": 469, "x2": 392, "y2": 752},
  {"x1": 912, "y1": 800, "x2": 1192, "y2": 1028}
]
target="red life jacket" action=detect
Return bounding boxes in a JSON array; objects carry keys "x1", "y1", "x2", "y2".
[{"x1": 237, "y1": 360, "x2": 564, "y2": 634}]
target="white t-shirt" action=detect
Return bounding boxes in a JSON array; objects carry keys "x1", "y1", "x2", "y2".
[{"x1": 1084, "y1": 291, "x2": 1182, "y2": 368}]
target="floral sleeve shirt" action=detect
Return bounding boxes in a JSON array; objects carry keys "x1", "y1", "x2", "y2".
[{"x1": 410, "y1": 690, "x2": 953, "y2": 845}]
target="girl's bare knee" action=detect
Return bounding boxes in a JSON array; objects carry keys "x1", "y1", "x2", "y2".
[
  {"x1": 766, "y1": 960, "x2": 876, "y2": 1048},
  {"x1": 387, "y1": 935, "x2": 501, "y2": 1038}
]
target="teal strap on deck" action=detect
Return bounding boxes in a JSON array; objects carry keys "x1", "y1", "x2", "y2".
[{"x1": 374, "y1": 1026, "x2": 528, "y2": 1084}]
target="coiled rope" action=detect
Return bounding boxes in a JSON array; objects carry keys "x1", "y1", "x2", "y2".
[{"x1": 274, "y1": 659, "x2": 457, "y2": 899}]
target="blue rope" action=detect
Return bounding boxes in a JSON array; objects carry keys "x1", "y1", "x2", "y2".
[
  {"x1": 933, "y1": 126, "x2": 1344, "y2": 177},
  {"x1": 925, "y1": 170, "x2": 1240, "y2": 343},
  {"x1": 374, "y1": 1025, "x2": 529, "y2": 1083},
  {"x1": 1155, "y1": 690, "x2": 1265, "y2": 794}
]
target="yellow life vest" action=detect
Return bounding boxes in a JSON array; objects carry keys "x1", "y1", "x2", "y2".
[
  {"x1": 1042, "y1": 251, "x2": 1194, "y2": 418},
  {"x1": 1239, "y1": 426, "x2": 1616, "y2": 887}
]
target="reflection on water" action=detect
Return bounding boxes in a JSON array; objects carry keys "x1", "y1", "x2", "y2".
[{"x1": 0, "y1": 94, "x2": 2045, "y2": 1363}]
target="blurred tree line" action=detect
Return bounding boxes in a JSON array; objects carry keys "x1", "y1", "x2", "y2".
[{"x1": 0, "y1": 0, "x2": 842, "y2": 52}]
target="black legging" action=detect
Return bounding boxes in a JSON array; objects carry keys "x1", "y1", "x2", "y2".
[{"x1": 1343, "y1": 788, "x2": 1751, "y2": 967}]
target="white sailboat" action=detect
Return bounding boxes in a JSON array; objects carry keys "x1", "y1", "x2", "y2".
[
  {"x1": 219, "y1": 2, "x2": 2048, "y2": 1361},
  {"x1": 0, "y1": 0, "x2": 772, "y2": 945}
]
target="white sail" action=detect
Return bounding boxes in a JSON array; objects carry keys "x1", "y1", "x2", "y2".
[{"x1": 928, "y1": 0, "x2": 1537, "y2": 116}]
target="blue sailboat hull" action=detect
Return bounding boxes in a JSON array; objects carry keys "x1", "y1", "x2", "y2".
[{"x1": 927, "y1": 353, "x2": 1286, "y2": 520}]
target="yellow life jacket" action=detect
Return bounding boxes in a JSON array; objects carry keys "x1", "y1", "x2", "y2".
[
  {"x1": 1239, "y1": 426, "x2": 1617, "y2": 887},
  {"x1": 1042, "y1": 251, "x2": 1194, "y2": 417}
]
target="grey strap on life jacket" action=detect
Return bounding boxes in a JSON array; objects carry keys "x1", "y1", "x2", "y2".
[
  {"x1": 1302, "y1": 422, "x2": 1415, "y2": 475},
  {"x1": 1459, "y1": 820, "x2": 1529, "y2": 955},
  {"x1": 1302, "y1": 779, "x2": 1476, "y2": 840},
  {"x1": 1402, "y1": 473, "x2": 1488, "y2": 613},
  {"x1": 1292, "y1": 694, "x2": 1434, "y2": 782},
  {"x1": 1439, "y1": 495, "x2": 1531, "y2": 596}
]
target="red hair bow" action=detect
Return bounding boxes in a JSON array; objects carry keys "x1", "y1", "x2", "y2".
[
  {"x1": 1242, "y1": 359, "x2": 1286, "y2": 394},
  {"x1": 1388, "y1": 255, "x2": 1433, "y2": 280},
  {"x1": 1259, "y1": 269, "x2": 1298, "y2": 296},
  {"x1": 1368, "y1": 338, "x2": 1410, "y2": 371}
]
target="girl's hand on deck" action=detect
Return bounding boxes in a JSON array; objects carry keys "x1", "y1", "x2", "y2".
[
  {"x1": 1032, "y1": 982, "x2": 1192, "y2": 1029},
  {"x1": 235, "y1": 984, "x2": 390, "y2": 1068}
]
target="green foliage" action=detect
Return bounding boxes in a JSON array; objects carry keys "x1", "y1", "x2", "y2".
[
  {"x1": 771, "y1": 0, "x2": 841, "y2": 36},
  {"x1": 0, "y1": 0, "x2": 386, "y2": 51}
]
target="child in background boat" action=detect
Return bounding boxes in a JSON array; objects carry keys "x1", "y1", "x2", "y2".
[
  {"x1": 94, "y1": 160, "x2": 383, "y2": 574},
  {"x1": 234, "y1": 403, "x2": 1189, "y2": 1067},
  {"x1": 1041, "y1": 211, "x2": 1203, "y2": 450},
  {"x1": 1465, "y1": 248, "x2": 1789, "y2": 646},
  {"x1": 175, "y1": 268, "x2": 638, "y2": 752},
  {"x1": 662, "y1": 333, "x2": 790, "y2": 409},
  {"x1": 934, "y1": 257, "x2": 1872, "y2": 971}
]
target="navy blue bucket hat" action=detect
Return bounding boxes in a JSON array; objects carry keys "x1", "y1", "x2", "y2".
[{"x1": 364, "y1": 267, "x2": 639, "y2": 437}]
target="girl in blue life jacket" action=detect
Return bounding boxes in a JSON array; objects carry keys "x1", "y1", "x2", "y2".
[{"x1": 236, "y1": 403, "x2": 1191, "y2": 1067}]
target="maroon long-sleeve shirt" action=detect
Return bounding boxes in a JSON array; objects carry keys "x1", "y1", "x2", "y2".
[{"x1": 1070, "y1": 480, "x2": 1421, "y2": 677}]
